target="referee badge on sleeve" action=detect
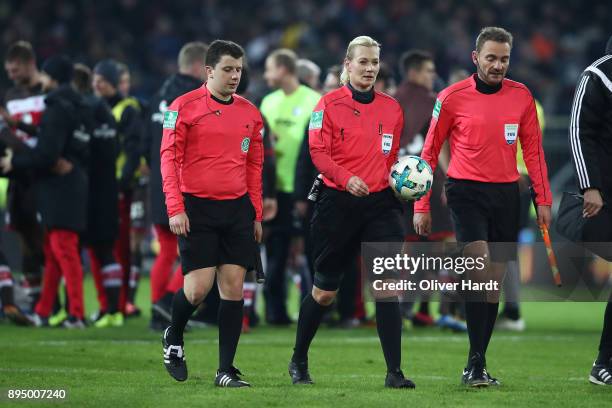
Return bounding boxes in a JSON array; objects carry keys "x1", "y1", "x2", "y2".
[
  {"x1": 432, "y1": 99, "x2": 441, "y2": 119},
  {"x1": 309, "y1": 110, "x2": 324, "y2": 130},
  {"x1": 163, "y1": 110, "x2": 178, "y2": 129},
  {"x1": 504, "y1": 124, "x2": 519, "y2": 145}
]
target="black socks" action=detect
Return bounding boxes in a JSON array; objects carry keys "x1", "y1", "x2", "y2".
[
  {"x1": 292, "y1": 294, "x2": 331, "y2": 362},
  {"x1": 465, "y1": 301, "x2": 500, "y2": 368},
  {"x1": 168, "y1": 288, "x2": 197, "y2": 344},
  {"x1": 218, "y1": 299, "x2": 244, "y2": 372},
  {"x1": 168, "y1": 289, "x2": 246, "y2": 372},
  {"x1": 465, "y1": 301, "x2": 487, "y2": 368},
  {"x1": 483, "y1": 302, "x2": 499, "y2": 355},
  {"x1": 376, "y1": 299, "x2": 402, "y2": 373}
]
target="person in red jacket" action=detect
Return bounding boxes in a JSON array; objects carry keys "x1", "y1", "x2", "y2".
[
  {"x1": 159, "y1": 40, "x2": 263, "y2": 388},
  {"x1": 288, "y1": 35, "x2": 414, "y2": 389},
  {"x1": 413, "y1": 27, "x2": 552, "y2": 387}
]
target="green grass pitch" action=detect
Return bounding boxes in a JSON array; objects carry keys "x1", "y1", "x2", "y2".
[{"x1": 1, "y1": 277, "x2": 611, "y2": 407}]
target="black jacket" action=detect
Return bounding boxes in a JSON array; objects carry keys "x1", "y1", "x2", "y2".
[
  {"x1": 262, "y1": 117, "x2": 277, "y2": 200},
  {"x1": 82, "y1": 94, "x2": 119, "y2": 244},
  {"x1": 294, "y1": 125, "x2": 316, "y2": 202},
  {"x1": 145, "y1": 73, "x2": 202, "y2": 225},
  {"x1": 12, "y1": 85, "x2": 89, "y2": 232},
  {"x1": 106, "y1": 93, "x2": 142, "y2": 192},
  {"x1": 569, "y1": 54, "x2": 612, "y2": 194}
]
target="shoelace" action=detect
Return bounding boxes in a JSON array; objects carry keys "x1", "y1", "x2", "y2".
[
  {"x1": 164, "y1": 345, "x2": 184, "y2": 360},
  {"x1": 229, "y1": 366, "x2": 243, "y2": 376},
  {"x1": 218, "y1": 367, "x2": 247, "y2": 386}
]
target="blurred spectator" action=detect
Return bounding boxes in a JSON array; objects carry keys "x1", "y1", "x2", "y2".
[
  {"x1": 260, "y1": 48, "x2": 320, "y2": 325},
  {"x1": 93, "y1": 58, "x2": 143, "y2": 315},
  {"x1": 2, "y1": 40, "x2": 46, "y2": 315},
  {"x1": 296, "y1": 58, "x2": 321, "y2": 91},
  {"x1": 374, "y1": 62, "x2": 396, "y2": 95},
  {"x1": 0, "y1": 0, "x2": 608, "y2": 116}
]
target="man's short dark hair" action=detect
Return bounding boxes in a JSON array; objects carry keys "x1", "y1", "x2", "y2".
[
  {"x1": 72, "y1": 63, "x2": 92, "y2": 94},
  {"x1": 475, "y1": 27, "x2": 513, "y2": 52},
  {"x1": 178, "y1": 41, "x2": 208, "y2": 70},
  {"x1": 268, "y1": 49, "x2": 297, "y2": 75},
  {"x1": 399, "y1": 49, "x2": 433, "y2": 74},
  {"x1": 376, "y1": 62, "x2": 392, "y2": 85},
  {"x1": 205, "y1": 40, "x2": 245, "y2": 68},
  {"x1": 5, "y1": 41, "x2": 35, "y2": 63}
]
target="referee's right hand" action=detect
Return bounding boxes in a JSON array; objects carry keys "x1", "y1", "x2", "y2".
[
  {"x1": 169, "y1": 212, "x2": 190, "y2": 236},
  {"x1": 346, "y1": 176, "x2": 369, "y2": 197},
  {"x1": 413, "y1": 212, "x2": 432, "y2": 236}
]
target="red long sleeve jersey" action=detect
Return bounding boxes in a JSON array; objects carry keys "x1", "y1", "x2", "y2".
[
  {"x1": 309, "y1": 86, "x2": 403, "y2": 192},
  {"x1": 160, "y1": 85, "x2": 264, "y2": 220},
  {"x1": 414, "y1": 75, "x2": 552, "y2": 213}
]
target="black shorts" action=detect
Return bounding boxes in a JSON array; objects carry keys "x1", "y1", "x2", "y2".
[
  {"x1": 311, "y1": 187, "x2": 404, "y2": 291},
  {"x1": 445, "y1": 178, "x2": 519, "y2": 262},
  {"x1": 178, "y1": 193, "x2": 256, "y2": 274}
]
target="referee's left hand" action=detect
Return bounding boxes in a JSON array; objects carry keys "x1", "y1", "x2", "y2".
[
  {"x1": 537, "y1": 205, "x2": 552, "y2": 229},
  {"x1": 254, "y1": 221, "x2": 263, "y2": 243},
  {"x1": 169, "y1": 212, "x2": 190, "y2": 236}
]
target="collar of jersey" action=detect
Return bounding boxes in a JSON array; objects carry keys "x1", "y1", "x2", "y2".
[
  {"x1": 346, "y1": 83, "x2": 374, "y2": 104},
  {"x1": 472, "y1": 74, "x2": 502, "y2": 95}
]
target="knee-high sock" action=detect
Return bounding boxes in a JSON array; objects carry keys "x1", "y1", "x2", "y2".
[
  {"x1": 292, "y1": 294, "x2": 331, "y2": 362},
  {"x1": 465, "y1": 301, "x2": 487, "y2": 367},
  {"x1": 168, "y1": 288, "x2": 197, "y2": 344},
  {"x1": 483, "y1": 302, "x2": 499, "y2": 355},
  {"x1": 218, "y1": 299, "x2": 244, "y2": 371},
  {"x1": 376, "y1": 299, "x2": 402, "y2": 372}
]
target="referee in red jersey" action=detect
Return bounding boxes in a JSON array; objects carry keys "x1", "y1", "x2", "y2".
[
  {"x1": 288, "y1": 35, "x2": 414, "y2": 389},
  {"x1": 414, "y1": 27, "x2": 552, "y2": 387},
  {"x1": 159, "y1": 40, "x2": 263, "y2": 388}
]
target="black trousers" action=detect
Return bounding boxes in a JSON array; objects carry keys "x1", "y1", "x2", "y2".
[{"x1": 264, "y1": 192, "x2": 295, "y2": 321}]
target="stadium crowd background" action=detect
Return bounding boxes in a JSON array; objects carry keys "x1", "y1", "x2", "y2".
[
  {"x1": 0, "y1": 0, "x2": 611, "y2": 330},
  {"x1": 1, "y1": 0, "x2": 610, "y2": 115}
]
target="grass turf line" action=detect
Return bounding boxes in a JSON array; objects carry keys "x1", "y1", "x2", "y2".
[{"x1": 1, "y1": 277, "x2": 610, "y2": 407}]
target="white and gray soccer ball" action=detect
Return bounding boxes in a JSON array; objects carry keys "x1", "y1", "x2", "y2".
[{"x1": 388, "y1": 155, "x2": 434, "y2": 201}]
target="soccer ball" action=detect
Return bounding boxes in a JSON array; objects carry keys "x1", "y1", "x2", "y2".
[{"x1": 388, "y1": 155, "x2": 434, "y2": 201}]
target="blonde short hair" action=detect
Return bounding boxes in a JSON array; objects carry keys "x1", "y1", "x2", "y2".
[{"x1": 340, "y1": 36, "x2": 381, "y2": 85}]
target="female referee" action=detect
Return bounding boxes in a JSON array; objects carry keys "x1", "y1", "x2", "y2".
[{"x1": 288, "y1": 35, "x2": 415, "y2": 389}]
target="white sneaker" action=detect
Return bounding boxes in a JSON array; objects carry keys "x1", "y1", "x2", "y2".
[{"x1": 495, "y1": 317, "x2": 526, "y2": 332}]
